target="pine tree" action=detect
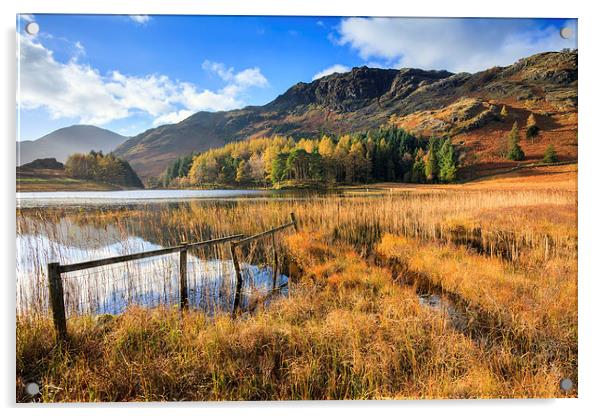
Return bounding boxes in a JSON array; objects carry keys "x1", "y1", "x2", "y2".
[
  {"x1": 526, "y1": 113, "x2": 539, "y2": 143},
  {"x1": 506, "y1": 122, "x2": 525, "y2": 161},
  {"x1": 543, "y1": 144, "x2": 558, "y2": 163},
  {"x1": 500, "y1": 105, "x2": 508, "y2": 118},
  {"x1": 437, "y1": 138, "x2": 457, "y2": 182}
]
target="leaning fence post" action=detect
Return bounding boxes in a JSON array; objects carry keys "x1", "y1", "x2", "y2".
[
  {"x1": 179, "y1": 242, "x2": 189, "y2": 310},
  {"x1": 271, "y1": 233, "x2": 279, "y2": 289},
  {"x1": 229, "y1": 241, "x2": 243, "y2": 314},
  {"x1": 47, "y1": 262, "x2": 67, "y2": 342},
  {"x1": 290, "y1": 212, "x2": 299, "y2": 232}
]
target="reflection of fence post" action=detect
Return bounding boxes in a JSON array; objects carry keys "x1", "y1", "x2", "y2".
[
  {"x1": 229, "y1": 242, "x2": 243, "y2": 314},
  {"x1": 290, "y1": 212, "x2": 298, "y2": 232},
  {"x1": 47, "y1": 262, "x2": 67, "y2": 342},
  {"x1": 179, "y1": 242, "x2": 189, "y2": 310},
  {"x1": 271, "y1": 233, "x2": 278, "y2": 289}
]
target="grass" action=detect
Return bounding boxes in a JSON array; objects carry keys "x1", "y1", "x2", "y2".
[
  {"x1": 17, "y1": 177, "x2": 122, "y2": 192},
  {"x1": 17, "y1": 232, "x2": 571, "y2": 401},
  {"x1": 15, "y1": 167, "x2": 577, "y2": 401}
]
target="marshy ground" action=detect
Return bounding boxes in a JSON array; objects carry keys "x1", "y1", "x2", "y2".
[{"x1": 16, "y1": 164, "x2": 577, "y2": 401}]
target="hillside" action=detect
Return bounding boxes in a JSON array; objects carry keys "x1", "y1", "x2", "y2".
[
  {"x1": 18, "y1": 125, "x2": 127, "y2": 165},
  {"x1": 16, "y1": 159, "x2": 121, "y2": 192},
  {"x1": 17, "y1": 155, "x2": 143, "y2": 192},
  {"x1": 113, "y1": 50, "x2": 577, "y2": 179}
]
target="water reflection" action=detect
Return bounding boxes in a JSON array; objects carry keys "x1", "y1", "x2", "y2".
[{"x1": 16, "y1": 211, "x2": 288, "y2": 317}]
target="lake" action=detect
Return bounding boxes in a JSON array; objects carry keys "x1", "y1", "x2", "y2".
[
  {"x1": 16, "y1": 189, "x2": 274, "y2": 207},
  {"x1": 16, "y1": 190, "x2": 297, "y2": 317}
]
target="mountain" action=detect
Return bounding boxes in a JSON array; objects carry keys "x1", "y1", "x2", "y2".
[
  {"x1": 17, "y1": 125, "x2": 127, "y2": 166},
  {"x1": 113, "y1": 51, "x2": 577, "y2": 178}
]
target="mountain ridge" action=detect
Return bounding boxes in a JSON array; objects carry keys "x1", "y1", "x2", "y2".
[
  {"x1": 18, "y1": 125, "x2": 127, "y2": 166},
  {"x1": 111, "y1": 50, "x2": 576, "y2": 178}
]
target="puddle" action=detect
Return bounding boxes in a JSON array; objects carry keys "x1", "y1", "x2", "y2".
[{"x1": 417, "y1": 292, "x2": 468, "y2": 331}]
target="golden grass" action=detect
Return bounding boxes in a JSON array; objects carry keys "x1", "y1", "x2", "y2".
[
  {"x1": 17, "y1": 232, "x2": 572, "y2": 401},
  {"x1": 16, "y1": 171, "x2": 578, "y2": 401},
  {"x1": 376, "y1": 233, "x2": 577, "y2": 385}
]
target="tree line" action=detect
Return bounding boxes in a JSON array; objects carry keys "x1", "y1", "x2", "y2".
[
  {"x1": 162, "y1": 127, "x2": 458, "y2": 188},
  {"x1": 65, "y1": 151, "x2": 144, "y2": 188}
]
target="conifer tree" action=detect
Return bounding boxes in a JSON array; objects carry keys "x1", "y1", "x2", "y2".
[
  {"x1": 526, "y1": 113, "x2": 539, "y2": 143},
  {"x1": 507, "y1": 122, "x2": 525, "y2": 161},
  {"x1": 500, "y1": 105, "x2": 508, "y2": 118},
  {"x1": 437, "y1": 138, "x2": 457, "y2": 182},
  {"x1": 543, "y1": 144, "x2": 558, "y2": 163}
]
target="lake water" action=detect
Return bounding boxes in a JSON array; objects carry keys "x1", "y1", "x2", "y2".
[
  {"x1": 16, "y1": 189, "x2": 273, "y2": 207},
  {"x1": 16, "y1": 189, "x2": 293, "y2": 317}
]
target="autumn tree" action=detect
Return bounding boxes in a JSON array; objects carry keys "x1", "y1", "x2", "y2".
[
  {"x1": 235, "y1": 160, "x2": 250, "y2": 184},
  {"x1": 500, "y1": 105, "x2": 508, "y2": 118},
  {"x1": 506, "y1": 122, "x2": 525, "y2": 161},
  {"x1": 526, "y1": 113, "x2": 539, "y2": 143}
]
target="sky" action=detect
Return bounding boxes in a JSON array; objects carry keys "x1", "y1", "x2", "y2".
[{"x1": 16, "y1": 15, "x2": 577, "y2": 141}]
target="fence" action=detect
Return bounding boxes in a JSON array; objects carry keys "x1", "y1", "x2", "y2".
[{"x1": 47, "y1": 213, "x2": 298, "y2": 341}]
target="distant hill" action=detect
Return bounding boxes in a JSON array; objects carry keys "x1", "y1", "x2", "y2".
[
  {"x1": 18, "y1": 157, "x2": 64, "y2": 170},
  {"x1": 113, "y1": 50, "x2": 577, "y2": 179},
  {"x1": 17, "y1": 125, "x2": 127, "y2": 165}
]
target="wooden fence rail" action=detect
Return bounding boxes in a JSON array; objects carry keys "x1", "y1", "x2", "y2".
[
  {"x1": 46, "y1": 212, "x2": 299, "y2": 342},
  {"x1": 47, "y1": 233, "x2": 243, "y2": 341}
]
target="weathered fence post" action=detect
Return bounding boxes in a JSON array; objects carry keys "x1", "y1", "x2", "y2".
[
  {"x1": 229, "y1": 241, "x2": 243, "y2": 314},
  {"x1": 179, "y1": 242, "x2": 189, "y2": 310},
  {"x1": 290, "y1": 212, "x2": 299, "y2": 232},
  {"x1": 47, "y1": 262, "x2": 67, "y2": 342},
  {"x1": 271, "y1": 233, "x2": 278, "y2": 289}
]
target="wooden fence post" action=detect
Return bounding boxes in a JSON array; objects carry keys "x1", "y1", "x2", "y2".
[
  {"x1": 179, "y1": 242, "x2": 189, "y2": 310},
  {"x1": 47, "y1": 262, "x2": 67, "y2": 342},
  {"x1": 290, "y1": 212, "x2": 299, "y2": 232},
  {"x1": 229, "y1": 242, "x2": 243, "y2": 314},
  {"x1": 271, "y1": 233, "x2": 278, "y2": 289}
]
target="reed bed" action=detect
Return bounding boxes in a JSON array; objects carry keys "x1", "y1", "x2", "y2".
[
  {"x1": 17, "y1": 232, "x2": 571, "y2": 401},
  {"x1": 16, "y1": 184, "x2": 577, "y2": 400}
]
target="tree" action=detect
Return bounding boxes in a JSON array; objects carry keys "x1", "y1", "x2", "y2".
[
  {"x1": 500, "y1": 105, "x2": 508, "y2": 118},
  {"x1": 543, "y1": 144, "x2": 558, "y2": 163},
  {"x1": 411, "y1": 149, "x2": 426, "y2": 183},
  {"x1": 526, "y1": 113, "x2": 539, "y2": 143},
  {"x1": 424, "y1": 138, "x2": 439, "y2": 182},
  {"x1": 506, "y1": 122, "x2": 525, "y2": 161},
  {"x1": 248, "y1": 152, "x2": 265, "y2": 184},
  {"x1": 235, "y1": 160, "x2": 250, "y2": 184},
  {"x1": 437, "y1": 138, "x2": 457, "y2": 182},
  {"x1": 270, "y1": 152, "x2": 288, "y2": 184},
  {"x1": 64, "y1": 151, "x2": 143, "y2": 188}
]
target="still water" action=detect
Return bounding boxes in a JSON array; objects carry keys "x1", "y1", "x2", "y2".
[{"x1": 16, "y1": 190, "x2": 293, "y2": 317}]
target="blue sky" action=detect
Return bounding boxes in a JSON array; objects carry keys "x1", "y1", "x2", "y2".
[{"x1": 17, "y1": 15, "x2": 577, "y2": 141}]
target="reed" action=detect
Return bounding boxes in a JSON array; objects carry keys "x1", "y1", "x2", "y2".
[{"x1": 16, "y1": 178, "x2": 577, "y2": 400}]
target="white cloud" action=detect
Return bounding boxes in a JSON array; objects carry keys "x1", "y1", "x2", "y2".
[
  {"x1": 336, "y1": 18, "x2": 577, "y2": 73},
  {"x1": 129, "y1": 15, "x2": 150, "y2": 24},
  {"x1": 312, "y1": 64, "x2": 351, "y2": 80},
  {"x1": 18, "y1": 35, "x2": 269, "y2": 127},
  {"x1": 19, "y1": 14, "x2": 35, "y2": 22}
]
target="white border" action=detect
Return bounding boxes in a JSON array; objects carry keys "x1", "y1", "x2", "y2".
[{"x1": 2, "y1": 1, "x2": 601, "y2": 415}]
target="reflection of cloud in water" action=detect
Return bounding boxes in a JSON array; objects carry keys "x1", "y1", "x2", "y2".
[
  {"x1": 18, "y1": 216, "x2": 126, "y2": 250},
  {"x1": 17, "y1": 232, "x2": 287, "y2": 316}
]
